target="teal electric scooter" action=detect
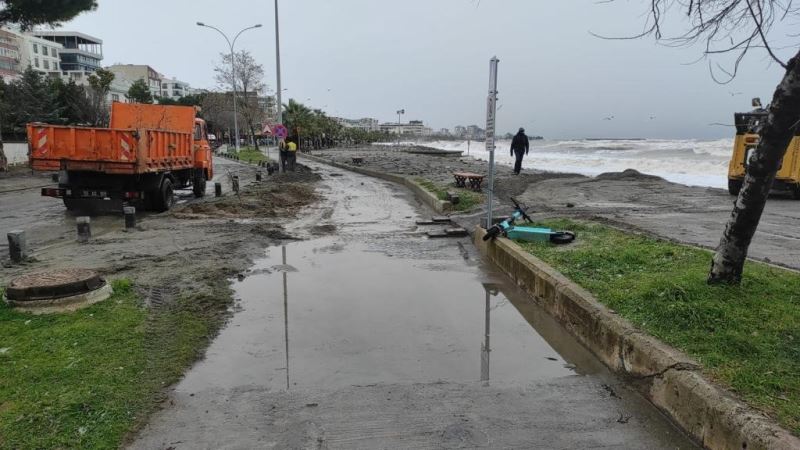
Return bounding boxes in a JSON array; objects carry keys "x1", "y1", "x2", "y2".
[{"x1": 483, "y1": 197, "x2": 575, "y2": 244}]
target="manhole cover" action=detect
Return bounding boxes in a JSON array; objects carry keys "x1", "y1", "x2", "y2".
[{"x1": 5, "y1": 268, "x2": 104, "y2": 301}]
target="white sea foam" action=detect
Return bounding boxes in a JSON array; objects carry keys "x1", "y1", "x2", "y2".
[{"x1": 383, "y1": 138, "x2": 733, "y2": 189}]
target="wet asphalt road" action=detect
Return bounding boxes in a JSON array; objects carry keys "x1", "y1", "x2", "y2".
[{"x1": 130, "y1": 161, "x2": 697, "y2": 449}]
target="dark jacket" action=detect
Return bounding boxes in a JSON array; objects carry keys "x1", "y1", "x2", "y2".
[{"x1": 511, "y1": 132, "x2": 529, "y2": 155}]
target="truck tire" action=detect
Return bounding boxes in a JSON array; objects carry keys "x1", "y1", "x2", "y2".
[
  {"x1": 193, "y1": 176, "x2": 206, "y2": 198},
  {"x1": 793, "y1": 184, "x2": 800, "y2": 200},
  {"x1": 728, "y1": 179, "x2": 743, "y2": 196},
  {"x1": 153, "y1": 178, "x2": 175, "y2": 212}
]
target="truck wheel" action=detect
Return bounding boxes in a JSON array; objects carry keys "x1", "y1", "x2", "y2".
[
  {"x1": 153, "y1": 178, "x2": 175, "y2": 212},
  {"x1": 193, "y1": 176, "x2": 206, "y2": 198},
  {"x1": 728, "y1": 179, "x2": 743, "y2": 196}
]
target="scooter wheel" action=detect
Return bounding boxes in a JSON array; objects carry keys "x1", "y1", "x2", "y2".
[
  {"x1": 483, "y1": 226, "x2": 501, "y2": 241},
  {"x1": 550, "y1": 231, "x2": 576, "y2": 245}
]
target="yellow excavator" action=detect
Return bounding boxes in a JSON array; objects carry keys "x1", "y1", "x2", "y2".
[{"x1": 728, "y1": 98, "x2": 800, "y2": 197}]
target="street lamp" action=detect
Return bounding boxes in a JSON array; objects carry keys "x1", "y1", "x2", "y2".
[
  {"x1": 274, "y1": 0, "x2": 284, "y2": 126},
  {"x1": 396, "y1": 108, "x2": 405, "y2": 146},
  {"x1": 197, "y1": 21, "x2": 262, "y2": 152}
]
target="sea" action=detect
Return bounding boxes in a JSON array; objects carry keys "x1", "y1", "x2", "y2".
[{"x1": 407, "y1": 138, "x2": 732, "y2": 189}]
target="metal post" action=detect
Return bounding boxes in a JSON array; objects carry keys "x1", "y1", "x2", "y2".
[
  {"x1": 275, "y1": 0, "x2": 283, "y2": 125},
  {"x1": 485, "y1": 57, "x2": 499, "y2": 228},
  {"x1": 230, "y1": 45, "x2": 240, "y2": 153},
  {"x1": 396, "y1": 108, "x2": 404, "y2": 147}
]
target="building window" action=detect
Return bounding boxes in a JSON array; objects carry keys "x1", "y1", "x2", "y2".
[
  {"x1": 112, "y1": 94, "x2": 120, "y2": 102},
  {"x1": 32, "y1": 43, "x2": 38, "y2": 53},
  {"x1": 43, "y1": 60, "x2": 49, "y2": 70},
  {"x1": 42, "y1": 45, "x2": 47, "y2": 55},
  {"x1": 34, "y1": 57, "x2": 39, "y2": 68},
  {"x1": 51, "y1": 48, "x2": 57, "y2": 57},
  {"x1": 54, "y1": 62, "x2": 58, "y2": 70}
]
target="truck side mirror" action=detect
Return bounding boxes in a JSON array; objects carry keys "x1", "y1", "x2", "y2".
[{"x1": 752, "y1": 97, "x2": 762, "y2": 108}]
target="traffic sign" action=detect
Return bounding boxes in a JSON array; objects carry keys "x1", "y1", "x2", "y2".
[{"x1": 273, "y1": 124, "x2": 288, "y2": 139}]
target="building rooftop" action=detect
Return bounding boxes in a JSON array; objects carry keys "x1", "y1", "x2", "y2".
[{"x1": 33, "y1": 30, "x2": 102, "y2": 45}]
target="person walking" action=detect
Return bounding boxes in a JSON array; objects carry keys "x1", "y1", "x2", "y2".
[
  {"x1": 286, "y1": 139, "x2": 298, "y2": 172},
  {"x1": 510, "y1": 127, "x2": 530, "y2": 175}
]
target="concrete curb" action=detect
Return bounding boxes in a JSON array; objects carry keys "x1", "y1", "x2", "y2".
[
  {"x1": 473, "y1": 227, "x2": 800, "y2": 450},
  {"x1": 300, "y1": 153, "x2": 452, "y2": 213}
]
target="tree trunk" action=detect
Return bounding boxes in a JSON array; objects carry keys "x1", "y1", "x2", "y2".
[
  {"x1": 708, "y1": 49, "x2": 800, "y2": 284},
  {"x1": 249, "y1": 124, "x2": 259, "y2": 151}
]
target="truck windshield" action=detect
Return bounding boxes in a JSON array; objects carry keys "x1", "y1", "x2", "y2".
[{"x1": 194, "y1": 123, "x2": 202, "y2": 140}]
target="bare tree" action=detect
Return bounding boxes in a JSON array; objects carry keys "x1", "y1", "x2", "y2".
[
  {"x1": 214, "y1": 50, "x2": 267, "y2": 150},
  {"x1": 612, "y1": 1, "x2": 800, "y2": 285}
]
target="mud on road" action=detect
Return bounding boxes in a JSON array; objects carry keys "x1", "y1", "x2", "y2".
[
  {"x1": 312, "y1": 146, "x2": 800, "y2": 271},
  {"x1": 0, "y1": 157, "x2": 322, "y2": 313}
]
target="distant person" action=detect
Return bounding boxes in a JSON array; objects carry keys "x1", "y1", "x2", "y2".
[
  {"x1": 286, "y1": 139, "x2": 298, "y2": 172},
  {"x1": 278, "y1": 139, "x2": 288, "y2": 172},
  {"x1": 510, "y1": 128, "x2": 530, "y2": 175}
]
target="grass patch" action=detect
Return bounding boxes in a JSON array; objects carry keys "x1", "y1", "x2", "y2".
[
  {"x1": 414, "y1": 178, "x2": 483, "y2": 212},
  {"x1": 517, "y1": 219, "x2": 800, "y2": 434},
  {"x1": 0, "y1": 279, "x2": 230, "y2": 449},
  {"x1": 228, "y1": 146, "x2": 270, "y2": 164}
]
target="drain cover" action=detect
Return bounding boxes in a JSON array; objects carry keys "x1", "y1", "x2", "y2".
[{"x1": 5, "y1": 268, "x2": 105, "y2": 301}]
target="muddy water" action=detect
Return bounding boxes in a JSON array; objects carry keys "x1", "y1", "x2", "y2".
[
  {"x1": 179, "y1": 164, "x2": 609, "y2": 394},
  {"x1": 131, "y1": 162, "x2": 698, "y2": 449}
]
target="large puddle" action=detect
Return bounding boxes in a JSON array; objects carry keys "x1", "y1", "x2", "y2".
[{"x1": 178, "y1": 166, "x2": 608, "y2": 394}]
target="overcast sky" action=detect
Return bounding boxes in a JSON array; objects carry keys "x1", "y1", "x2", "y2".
[{"x1": 57, "y1": 0, "x2": 792, "y2": 139}]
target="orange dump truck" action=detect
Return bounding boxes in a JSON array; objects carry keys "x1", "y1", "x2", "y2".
[{"x1": 28, "y1": 102, "x2": 213, "y2": 212}]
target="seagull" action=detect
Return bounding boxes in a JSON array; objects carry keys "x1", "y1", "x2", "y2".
[
  {"x1": 603, "y1": 115, "x2": 614, "y2": 121},
  {"x1": 649, "y1": 115, "x2": 656, "y2": 120},
  {"x1": 729, "y1": 91, "x2": 743, "y2": 96}
]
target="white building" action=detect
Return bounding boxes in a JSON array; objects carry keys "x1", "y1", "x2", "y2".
[
  {"x1": 20, "y1": 33, "x2": 63, "y2": 75},
  {"x1": 0, "y1": 28, "x2": 65, "y2": 80},
  {"x1": 160, "y1": 77, "x2": 194, "y2": 100},
  {"x1": 33, "y1": 31, "x2": 103, "y2": 83},
  {"x1": 333, "y1": 116, "x2": 380, "y2": 132},
  {"x1": 380, "y1": 120, "x2": 428, "y2": 136}
]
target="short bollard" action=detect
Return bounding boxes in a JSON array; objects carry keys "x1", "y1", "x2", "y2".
[
  {"x1": 215, "y1": 182, "x2": 222, "y2": 197},
  {"x1": 7, "y1": 230, "x2": 27, "y2": 262},
  {"x1": 256, "y1": 171, "x2": 263, "y2": 182},
  {"x1": 232, "y1": 175, "x2": 240, "y2": 194},
  {"x1": 76, "y1": 217, "x2": 91, "y2": 243},
  {"x1": 123, "y1": 206, "x2": 136, "y2": 230}
]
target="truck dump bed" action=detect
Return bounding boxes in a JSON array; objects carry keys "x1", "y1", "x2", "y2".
[{"x1": 28, "y1": 103, "x2": 197, "y2": 175}]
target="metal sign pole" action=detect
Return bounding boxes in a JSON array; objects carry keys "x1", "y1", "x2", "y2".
[{"x1": 485, "y1": 56, "x2": 499, "y2": 228}]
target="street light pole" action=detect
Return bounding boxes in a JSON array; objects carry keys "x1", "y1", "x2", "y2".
[
  {"x1": 396, "y1": 108, "x2": 404, "y2": 147},
  {"x1": 274, "y1": 0, "x2": 283, "y2": 126},
  {"x1": 197, "y1": 22, "x2": 262, "y2": 152}
]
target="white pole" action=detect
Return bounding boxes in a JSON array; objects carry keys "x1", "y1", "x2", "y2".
[
  {"x1": 274, "y1": 0, "x2": 283, "y2": 126},
  {"x1": 485, "y1": 56, "x2": 499, "y2": 228}
]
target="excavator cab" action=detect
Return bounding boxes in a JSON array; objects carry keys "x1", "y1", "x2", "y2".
[{"x1": 727, "y1": 98, "x2": 800, "y2": 198}]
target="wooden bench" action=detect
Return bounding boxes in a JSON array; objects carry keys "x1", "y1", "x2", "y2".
[{"x1": 453, "y1": 172, "x2": 485, "y2": 192}]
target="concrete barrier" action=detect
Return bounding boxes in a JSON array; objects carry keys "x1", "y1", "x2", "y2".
[
  {"x1": 473, "y1": 227, "x2": 800, "y2": 450},
  {"x1": 300, "y1": 154, "x2": 452, "y2": 213},
  {"x1": 4, "y1": 142, "x2": 28, "y2": 166}
]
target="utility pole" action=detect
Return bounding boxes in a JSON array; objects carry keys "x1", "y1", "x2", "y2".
[
  {"x1": 197, "y1": 22, "x2": 262, "y2": 152},
  {"x1": 274, "y1": 0, "x2": 283, "y2": 125},
  {"x1": 396, "y1": 108, "x2": 405, "y2": 146},
  {"x1": 485, "y1": 57, "x2": 499, "y2": 228}
]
